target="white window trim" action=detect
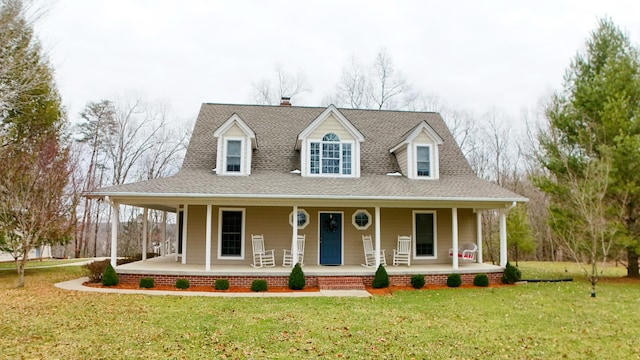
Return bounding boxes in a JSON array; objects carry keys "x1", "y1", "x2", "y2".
[
  {"x1": 289, "y1": 208, "x2": 310, "y2": 229},
  {"x1": 217, "y1": 207, "x2": 246, "y2": 260},
  {"x1": 304, "y1": 138, "x2": 358, "y2": 178},
  {"x1": 410, "y1": 143, "x2": 438, "y2": 180},
  {"x1": 218, "y1": 137, "x2": 250, "y2": 176},
  {"x1": 352, "y1": 209, "x2": 372, "y2": 230},
  {"x1": 413, "y1": 210, "x2": 437, "y2": 259}
]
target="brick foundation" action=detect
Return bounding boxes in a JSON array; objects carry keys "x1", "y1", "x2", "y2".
[{"x1": 117, "y1": 271, "x2": 503, "y2": 289}]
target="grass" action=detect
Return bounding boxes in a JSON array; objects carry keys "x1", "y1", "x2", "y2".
[
  {"x1": 1, "y1": 262, "x2": 639, "y2": 358},
  {"x1": 0, "y1": 258, "x2": 88, "y2": 270}
]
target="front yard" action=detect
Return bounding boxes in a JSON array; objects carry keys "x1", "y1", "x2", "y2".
[{"x1": 0, "y1": 262, "x2": 638, "y2": 358}]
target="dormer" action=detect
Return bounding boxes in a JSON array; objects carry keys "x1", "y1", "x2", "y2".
[
  {"x1": 295, "y1": 105, "x2": 364, "y2": 178},
  {"x1": 213, "y1": 114, "x2": 257, "y2": 176},
  {"x1": 390, "y1": 121, "x2": 443, "y2": 180}
]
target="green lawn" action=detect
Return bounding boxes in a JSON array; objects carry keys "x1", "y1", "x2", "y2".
[
  {"x1": 1, "y1": 262, "x2": 639, "y2": 359},
  {"x1": 0, "y1": 258, "x2": 88, "y2": 269}
]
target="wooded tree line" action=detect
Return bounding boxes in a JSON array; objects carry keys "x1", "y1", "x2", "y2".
[{"x1": 1, "y1": 0, "x2": 638, "y2": 290}]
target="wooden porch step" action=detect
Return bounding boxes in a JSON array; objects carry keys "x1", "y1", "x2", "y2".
[{"x1": 317, "y1": 276, "x2": 366, "y2": 290}]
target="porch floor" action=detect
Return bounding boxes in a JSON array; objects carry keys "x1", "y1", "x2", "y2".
[{"x1": 116, "y1": 254, "x2": 503, "y2": 277}]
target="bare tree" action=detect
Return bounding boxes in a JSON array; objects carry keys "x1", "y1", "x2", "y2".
[
  {"x1": 251, "y1": 64, "x2": 310, "y2": 105},
  {"x1": 370, "y1": 48, "x2": 411, "y2": 110}
]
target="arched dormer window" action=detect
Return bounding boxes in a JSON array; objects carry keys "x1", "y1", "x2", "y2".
[{"x1": 310, "y1": 133, "x2": 352, "y2": 175}]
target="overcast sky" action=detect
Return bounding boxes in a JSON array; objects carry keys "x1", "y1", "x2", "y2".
[{"x1": 35, "y1": 0, "x2": 640, "y2": 125}]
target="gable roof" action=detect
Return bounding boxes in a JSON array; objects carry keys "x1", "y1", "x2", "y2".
[
  {"x1": 295, "y1": 105, "x2": 365, "y2": 149},
  {"x1": 90, "y1": 103, "x2": 527, "y2": 205},
  {"x1": 213, "y1": 113, "x2": 257, "y2": 148},
  {"x1": 389, "y1": 120, "x2": 444, "y2": 153}
]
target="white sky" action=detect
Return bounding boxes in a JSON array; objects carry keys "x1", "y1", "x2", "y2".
[{"x1": 34, "y1": 0, "x2": 640, "y2": 125}]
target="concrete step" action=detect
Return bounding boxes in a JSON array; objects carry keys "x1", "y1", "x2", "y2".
[{"x1": 317, "y1": 276, "x2": 366, "y2": 290}]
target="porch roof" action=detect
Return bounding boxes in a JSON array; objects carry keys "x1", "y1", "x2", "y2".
[{"x1": 88, "y1": 169, "x2": 526, "y2": 210}]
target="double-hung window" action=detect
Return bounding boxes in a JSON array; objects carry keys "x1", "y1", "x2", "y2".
[
  {"x1": 310, "y1": 133, "x2": 353, "y2": 176},
  {"x1": 225, "y1": 140, "x2": 242, "y2": 173},
  {"x1": 414, "y1": 211, "x2": 436, "y2": 258},
  {"x1": 416, "y1": 145, "x2": 431, "y2": 177},
  {"x1": 219, "y1": 209, "x2": 244, "y2": 258}
]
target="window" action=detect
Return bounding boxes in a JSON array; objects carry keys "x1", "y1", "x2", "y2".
[
  {"x1": 219, "y1": 209, "x2": 244, "y2": 258},
  {"x1": 289, "y1": 209, "x2": 310, "y2": 229},
  {"x1": 352, "y1": 210, "x2": 371, "y2": 230},
  {"x1": 416, "y1": 145, "x2": 431, "y2": 177},
  {"x1": 310, "y1": 133, "x2": 354, "y2": 176},
  {"x1": 414, "y1": 211, "x2": 436, "y2": 258},
  {"x1": 226, "y1": 140, "x2": 242, "y2": 173}
]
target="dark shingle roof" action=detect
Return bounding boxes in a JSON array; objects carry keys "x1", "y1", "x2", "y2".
[{"x1": 91, "y1": 103, "x2": 526, "y2": 203}]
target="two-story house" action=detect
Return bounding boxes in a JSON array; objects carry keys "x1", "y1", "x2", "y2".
[{"x1": 89, "y1": 101, "x2": 527, "y2": 288}]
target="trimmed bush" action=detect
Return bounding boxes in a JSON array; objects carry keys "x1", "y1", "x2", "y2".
[
  {"x1": 214, "y1": 279, "x2": 230, "y2": 290},
  {"x1": 251, "y1": 279, "x2": 268, "y2": 292},
  {"x1": 83, "y1": 259, "x2": 109, "y2": 283},
  {"x1": 447, "y1": 273, "x2": 462, "y2": 288},
  {"x1": 175, "y1": 278, "x2": 190, "y2": 289},
  {"x1": 288, "y1": 263, "x2": 306, "y2": 290},
  {"x1": 101, "y1": 263, "x2": 119, "y2": 286},
  {"x1": 372, "y1": 264, "x2": 389, "y2": 288},
  {"x1": 473, "y1": 273, "x2": 490, "y2": 287},
  {"x1": 502, "y1": 261, "x2": 522, "y2": 284},
  {"x1": 410, "y1": 274, "x2": 425, "y2": 289},
  {"x1": 139, "y1": 277, "x2": 154, "y2": 288}
]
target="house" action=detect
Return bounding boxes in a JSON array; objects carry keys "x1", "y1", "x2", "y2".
[{"x1": 88, "y1": 100, "x2": 527, "y2": 289}]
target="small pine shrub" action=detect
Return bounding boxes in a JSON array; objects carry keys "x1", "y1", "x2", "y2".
[
  {"x1": 502, "y1": 262, "x2": 522, "y2": 284},
  {"x1": 372, "y1": 264, "x2": 389, "y2": 288},
  {"x1": 83, "y1": 259, "x2": 109, "y2": 283},
  {"x1": 410, "y1": 274, "x2": 425, "y2": 289},
  {"x1": 175, "y1": 278, "x2": 190, "y2": 289},
  {"x1": 251, "y1": 279, "x2": 268, "y2": 292},
  {"x1": 473, "y1": 273, "x2": 489, "y2": 287},
  {"x1": 214, "y1": 279, "x2": 230, "y2": 290},
  {"x1": 447, "y1": 273, "x2": 462, "y2": 288},
  {"x1": 288, "y1": 263, "x2": 306, "y2": 290},
  {"x1": 139, "y1": 277, "x2": 154, "y2": 288},
  {"x1": 101, "y1": 263, "x2": 119, "y2": 286}
]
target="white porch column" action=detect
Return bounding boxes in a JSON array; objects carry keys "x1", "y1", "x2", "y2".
[
  {"x1": 375, "y1": 206, "x2": 381, "y2": 267},
  {"x1": 161, "y1": 210, "x2": 167, "y2": 256},
  {"x1": 182, "y1": 204, "x2": 188, "y2": 265},
  {"x1": 291, "y1": 205, "x2": 298, "y2": 267},
  {"x1": 499, "y1": 211, "x2": 507, "y2": 267},
  {"x1": 476, "y1": 211, "x2": 483, "y2": 263},
  {"x1": 109, "y1": 199, "x2": 119, "y2": 267},
  {"x1": 452, "y1": 208, "x2": 459, "y2": 270},
  {"x1": 205, "y1": 204, "x2": 212, "y2": 271},
  {"x1": 142, "y1": 208, "x2": 148, "y2": 261}
]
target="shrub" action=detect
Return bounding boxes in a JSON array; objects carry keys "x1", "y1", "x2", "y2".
[
  {"x1": 372, "y1": 264, "x2": 389, "y2": 288},
  {"x1": 101, "y1": 263, "x2": 119, "y2": 286},
  {"x1": 214, "y1": 279, "x2": 230, "y2": 290},
  {"x1": 175, "y1": 278, "x2": 190, "y2": 289},
  {"x1": 83, "y1": 259, "x2": 109, "y2": 283},
  {"x1": 502, "y1": 261, "x2": 522, "y2": 284},
  {"x1": 473, "y1": 273, "x2": 490, "y2": 287},
  {"x1": 251, "y1": 279, "x2": 268, "y2": 292},
  {"x1": 410, "y1": 274, "x2": 425, "y2": 289},
  {"x1": 447, "y1": 273, "x2": 462, "y2": 288},
  {"x1": 288, "y1": 263, "x2": 306, "y2": 290},
  {"x1": 139, "y1": 277, "x2": 154, "y2": 288}
]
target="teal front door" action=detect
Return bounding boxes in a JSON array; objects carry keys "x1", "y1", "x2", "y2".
[{"x1": 320, "y1": 213, "x2": 342, "y2": 265}]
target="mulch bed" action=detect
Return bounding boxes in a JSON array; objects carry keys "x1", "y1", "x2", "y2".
[{"x1": 83, "y1": 281, "x2": 509, "y2": 295}]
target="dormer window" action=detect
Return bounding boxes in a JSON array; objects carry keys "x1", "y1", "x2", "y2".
[
  {"x1": 225, "y1": 140, "x2": 242, "y2": 173},
  {"x1": 213, "y1": 114, "x2": 257, "y2": 176},
  {"x1": 416, "y1": 145, "x2": 431, "y2": 177},
  {"x1": 310, "y1": 133, "x2": 353, "y2": 176}
]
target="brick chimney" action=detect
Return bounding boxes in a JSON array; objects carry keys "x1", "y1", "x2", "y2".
[{"x1": 280, "y1": 97, "x2": 291, "y2": 106}]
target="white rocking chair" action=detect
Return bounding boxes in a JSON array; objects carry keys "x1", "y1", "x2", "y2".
[
  {"x1": 448, "y1": 243, "x2": 478, "y2": 262},
  {"x1": 361, "y1": 235, "x2": 386, "y2": 267},
  {"x1": 250, "y1": 234, "x2": 275, "y2": 268},
  {"x1": 393, "y1": 235, "x2": 411, "y2": 266},
  {"x1": 283, "y1": 235, "x2": 305, "y2": 266}
]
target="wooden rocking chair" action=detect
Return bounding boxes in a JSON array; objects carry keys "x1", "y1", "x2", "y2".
[
  {"x1": 392, "y1": 235, "x2": 411, "y2": 266},
  {"x1": 283, "y1": 235, "x2": 305, "y2": 266},
  {"x1": 250, "y1": 234, "x2": 275, "y2": 268},
  {"x1": 361, "y1": 235, "x2": 386, "y2": 267}
]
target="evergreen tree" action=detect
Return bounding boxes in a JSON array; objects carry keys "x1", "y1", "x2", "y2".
[{"x1": 536, "y1": 18, "x2": 640, "y2": 277}]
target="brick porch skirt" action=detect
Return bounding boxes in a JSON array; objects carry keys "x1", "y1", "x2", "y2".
[{"x1": 117, "y1": 271, "x2": 503, "y2": 289}]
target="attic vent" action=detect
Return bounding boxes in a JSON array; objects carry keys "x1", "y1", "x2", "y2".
[{"x1": 280, "y1": 97, "x2": 291, "y2": 106}]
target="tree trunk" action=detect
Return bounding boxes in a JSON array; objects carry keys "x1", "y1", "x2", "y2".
[
  {"x1": 627, "y1": 250, "x2": 639, "y2": 278},
  {"x1": 16, "y1": 258, "x2": 26, "y2": 288}
]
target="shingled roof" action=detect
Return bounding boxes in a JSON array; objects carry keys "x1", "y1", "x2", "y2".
[{"x1": 91, "y1": 103, "x2": 526, "y2": 204}]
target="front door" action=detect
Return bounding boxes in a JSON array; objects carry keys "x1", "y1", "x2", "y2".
[{"x1": 320, "y1": 212, "x2": 342, "y2": 265}]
